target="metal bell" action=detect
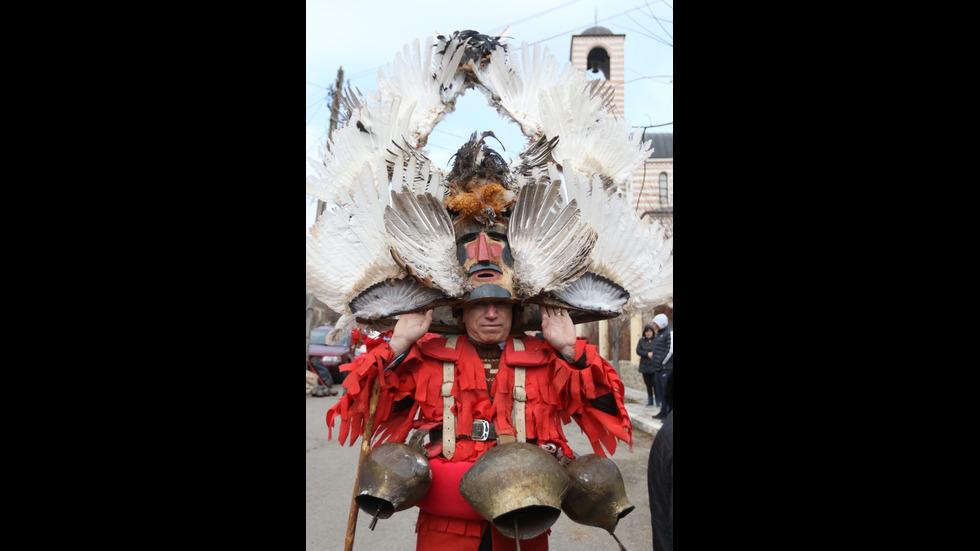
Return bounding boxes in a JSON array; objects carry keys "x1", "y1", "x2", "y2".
[
  {"x1": 355, "y1": 442, "x2": 433, "y2": 523},
  {"x1": 561, "y1": 454, "x2": 635, "y2": 534},
  {"x1": 459, "y1": 442, "x2": 570, "y2": 540}
]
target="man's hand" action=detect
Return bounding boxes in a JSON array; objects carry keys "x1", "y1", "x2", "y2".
[
  {"x1": 539, "y1": 305, "x2": 576, "y2": 360},
  {"x1": 389, "y1": 309, "x2": 433, "y2": 356}
]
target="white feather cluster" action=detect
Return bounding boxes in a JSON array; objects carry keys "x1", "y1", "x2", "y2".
[
  {"x1": 306, "y1": 33, "x2": 477, "y2": 322},
  {"x1": 384, "y1": 191, "x2": 468, "y2": 297},
  {"x1": 476, "y1": 42, "x2": 652, "y2": 189},
  {"x1": 306, "y1": 31, "x2": 673, "y2": 328},
  {"x1": 306, "y1": 162, "x2": 404, "y2": 316},
  {"x1": 509, "y1": 180, "x2": 596, "y2": 298},
  {"x1": 553, "y1": 273, "x2": 629, "y2": 313},
  {"x1": 350, "y1": 278, "x2": 448, "y2": 319},
  {"x1": 377, "y1": 36, "x2": 466, "y2": 148},
  {"x1": 561, "y1": 162, "x2": 673, "y2": 312}
]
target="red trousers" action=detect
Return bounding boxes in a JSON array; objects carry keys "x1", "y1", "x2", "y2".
[{"x1": 415, "y1": 509, "x2": 549, "y2": 551}]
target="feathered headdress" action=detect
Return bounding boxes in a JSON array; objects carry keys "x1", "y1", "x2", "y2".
[{"x1": 307, "y1": 30, "x2": 672, "y2": 342}]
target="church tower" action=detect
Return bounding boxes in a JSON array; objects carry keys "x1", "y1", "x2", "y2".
[
  {"x1": 570, "y1": 24, "x2": 671, "y2": 232},
  {"x1": 569, "y1": 25, "x2": 673, "y2": 361},
  {"x1": 569, "y1": 26, "x2": 626, "y2": 116}
]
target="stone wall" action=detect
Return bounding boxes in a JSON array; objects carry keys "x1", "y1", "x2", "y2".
[{"x1": 618, "y1": 360, "x2": 643, "y2": 391}]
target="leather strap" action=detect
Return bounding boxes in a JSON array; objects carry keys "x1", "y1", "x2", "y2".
[
  {"x1": 511, "y1": 338, "x2": 527, "y2": 443},
  {"x1": 441, "y1": 336, "x2": 459, "y2": 459}
]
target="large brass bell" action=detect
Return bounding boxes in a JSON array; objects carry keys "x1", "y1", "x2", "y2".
[
  {"x1": 561, "y1": 454, "x2": 635, "y2": 550},
  {"x1": 355, "y1": 442, "x2": 433, "y2": 528},
  {"x1": 459, "y1": 442, "x2": 570, "y2": 540}
]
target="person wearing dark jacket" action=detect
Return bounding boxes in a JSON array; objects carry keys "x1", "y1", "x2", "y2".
[
  {"x1": 636, "y1": 324, "x2": 659, "y2": 407},
  {"x1": 650, "y1": 313, "x2": 673, "y2": 419},
  {"x1": 648, "y1": 370, "x2": 672, "y2": 551}
]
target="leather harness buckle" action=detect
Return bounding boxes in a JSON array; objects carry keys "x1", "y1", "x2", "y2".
[{"x1": 471, "y1": 419, "x2": 492, "y2": 441}]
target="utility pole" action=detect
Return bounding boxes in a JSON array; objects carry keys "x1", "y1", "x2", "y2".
[
  {"x1": 316, "y1": 66, "x2": 344, "y2": 220},
  {"x1": 308, "y1": 67, "x2": 344, "y2": 366}
]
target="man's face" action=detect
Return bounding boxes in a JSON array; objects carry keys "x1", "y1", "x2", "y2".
[{"x1": 462, "y1": 300, "x2": 513, "y2": 344}]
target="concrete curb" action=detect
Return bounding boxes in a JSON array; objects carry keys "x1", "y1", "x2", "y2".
[{"x1": 623, "y1": 386, "x2": 664, "y2": 437}]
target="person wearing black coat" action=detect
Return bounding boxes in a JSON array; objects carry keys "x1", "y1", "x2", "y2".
[
  {"x1": 650, "y1": 313, "x2": 673, "y2": 419},
  {"x1": 648, "y1": 370, "x2": 672, "y2": 551},
  {"x1": 636, "y1": 324, "x2": 659, "y2": 407}
]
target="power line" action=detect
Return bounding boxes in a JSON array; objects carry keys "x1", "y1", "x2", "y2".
[
  {"x1": 487, "y1": 0, "x2": 584, "y2": 35},
  {"x1": 623, "y1": 75, "x2": 673, "y2": 85},
  {"x1": 326, "y1": 1, "x2": 598, "y2": 85},
  {"x1": 306, "y1": 129, "x2": 327, "y2": 154},
  {"x1": 639, "y1": 0, "x2": 673, "y2": 41},
  {"x1": 620, "y1": 17, "x2": 673, "y2": 47},
  {"x1": 525, "y1": 3, "x2": 662, "y2": 47},
  {"x1": 314, "y1": 2, "x2": 671, "y2": 91},
  {"x1": 431, "y1": 128, "x2": 471, "y2": 141},
  {"x1": 307, "y1": 100, "x2": 324, "y2": 126}
]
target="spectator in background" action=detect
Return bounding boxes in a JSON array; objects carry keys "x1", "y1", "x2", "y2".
[
  {"x1": 650, "y1": 313, "x2": 673, "y2": 420},
  {"x1": 309, "y1": 355, "x2": 338, "y2": 397},
  {"x1": 636, "y1": 324, "x2": 659, "y2": 407},
  {"x1": 648, "y1": 370, "x2": 672, "y2": 551}
]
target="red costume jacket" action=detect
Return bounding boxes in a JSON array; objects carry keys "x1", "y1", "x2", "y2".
[{"x1": 326, "y1": 332, "x2": 632, "y2": 551}]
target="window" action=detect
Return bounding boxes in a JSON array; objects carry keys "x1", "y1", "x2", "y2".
[
  {"x1": 659, "y1": 172, "x2": 668, "y2": 205},
  {"x1": 586, "y1": 47, "x2": 610, "y2": 80}
]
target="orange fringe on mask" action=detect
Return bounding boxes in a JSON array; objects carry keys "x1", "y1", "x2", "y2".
[{"x1": 444, "y1": 182, "x2": 516, "y2": 218}]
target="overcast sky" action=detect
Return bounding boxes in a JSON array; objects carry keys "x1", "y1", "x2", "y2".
[{"x1": 306, "y1": 0, "x2": 673, "y2": 230}]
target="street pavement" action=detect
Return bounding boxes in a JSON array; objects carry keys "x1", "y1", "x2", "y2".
[{"x1": 307, "y1": 386, "x2": 666, "y2": 551}]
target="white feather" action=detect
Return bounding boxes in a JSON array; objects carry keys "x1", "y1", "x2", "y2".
[
  {"x1": 477, "y1": 41, "x2": 652, "y2": 190},
  {"x1": 349, "y1": 278, "x2": 448, "y2": 319},
  {"x1": 509, "y1": 180, "x2": 596, "y2": 298},
  {"x1": 307, "y1": 32, "x2": 483, "y2": 321},
  {"x1": 326, "y1": 314, "x2": 357, "y2": 345},
  {"x1": 389, "y1": 140, "x2": 447, "y2": 198},
  {"x1": 553, "y1": 273, "x2": 629, "y2": 313},
  {"x1": 561, "y1": 160, "x2": 672, "y2": 312},
  {"x1": 307, "y1": 32, "x2": 477, "y2": 207},
  {"x1": 476, "y1": 42, "x2": 565, "y2": 139},
  {"x1": 384, "y1": 191, "x2": 468, "y2": 296},
  {"x1": 306, "y1": 161, "x2": 405, "y2": 316},
  {"x1": 377, "y1": 36, "x2": 466, "y2": 148},
  {"x1": 308, "y1": 32, "x2": 673, "y2": 325},
  {"x1": 435, "y1": 34, "x2": 474, "y2": 104},
  {"x1": 306, "y1": 91, "x2": 408, "y2": 206}
]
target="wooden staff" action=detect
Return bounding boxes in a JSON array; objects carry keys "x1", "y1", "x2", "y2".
[{"x1": 344, "y1": 376, "x2": 381, "y2": 551}]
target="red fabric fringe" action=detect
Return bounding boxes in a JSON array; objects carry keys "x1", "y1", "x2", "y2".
[{"x1": 325, "y1": 334, "x2": 633, "y2": 456}]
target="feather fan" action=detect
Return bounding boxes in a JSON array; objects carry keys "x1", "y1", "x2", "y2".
[
  {"x1": 477, "y1": 42, "x2": 651, "y2": 190},
  {"x1": 308, "y1": 30, "x2": 672, "y2": 332},
  {"x1": 384, "y1": 190, "x2": 468, "y2": 296},
  {"x1": 349, "y1": 278, "x2": 449, "y2": 319},
  {"x1": 508, "y1": 180, "x2": 596, "y2": 298},
  {"x1": 388, "y1": 139, "x2": 446, "y2": 198},
  {"x1": 306, "y1": 161, "x2": 405, "y2": 316},
  {"x1": 307, "y1": 30, "x2": 486, "y2": 328},
  {"x1": 560, "y1": 162, "x2": 673, "y2": 312},
  {"x1": 377, "y1": 36, "x2": 466, "y2": 148}
]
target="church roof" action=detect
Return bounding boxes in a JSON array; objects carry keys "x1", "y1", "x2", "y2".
[
  {"x1": 642, "y1": 132, "x2": 673, "y2": 159},
  {"x1": 579, "y1": 25, "x2": 616, "y2": 36}
]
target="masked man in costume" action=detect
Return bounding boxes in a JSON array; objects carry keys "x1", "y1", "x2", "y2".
[
  {"x1": 308, "y1": 30, "x2": 672, "y2": 551},
  {"x1": 333, "y1": 299, "x2": 629, "y2": 550},
  {"x1": 327, "y1": 177, "x2": 634, "y2": 550}
]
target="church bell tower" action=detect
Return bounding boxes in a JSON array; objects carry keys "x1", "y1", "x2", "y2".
[{"x1": 569, "y1": 26, "x2": 626, "y2": 116}]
